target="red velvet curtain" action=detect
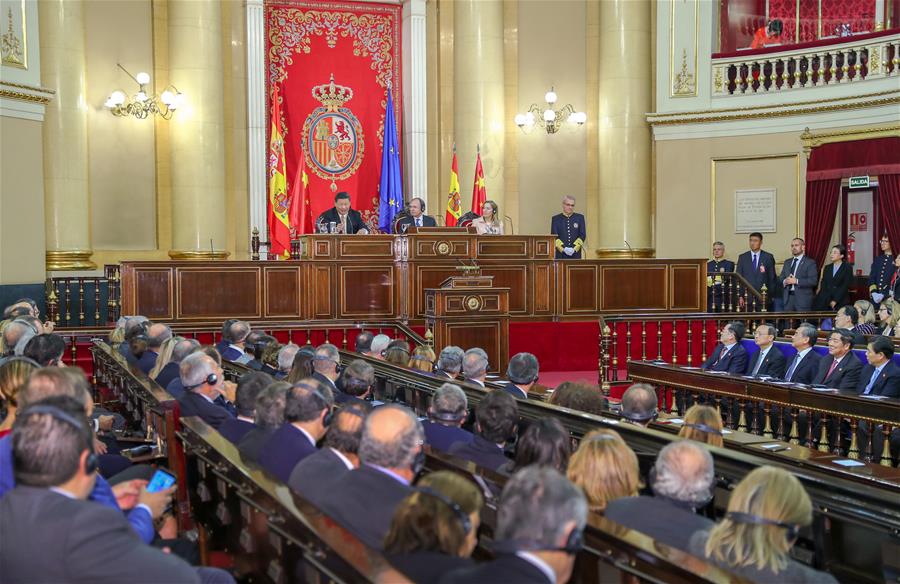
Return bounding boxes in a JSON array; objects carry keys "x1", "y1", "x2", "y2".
[
  {"x1": 879, "y1": 174, "x2": 900, "y2": 254},
  {"x1": 804, "y1": 179, "x2": 842, "y2": 267}
]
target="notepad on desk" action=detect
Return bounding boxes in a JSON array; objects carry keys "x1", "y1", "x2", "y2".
[{"x1": 832, "y1": 459, "x2": 866, "y2": 467}]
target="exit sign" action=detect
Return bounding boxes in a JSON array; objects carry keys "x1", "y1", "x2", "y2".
[{"x1": 849, "y1": 175, "x2": 870, "y2": 189}]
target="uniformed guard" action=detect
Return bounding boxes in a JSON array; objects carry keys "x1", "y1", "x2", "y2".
[
  {"x1": 868, "y1": 234, "x2": 895, "y2": 306},
  {"x1": 550, "y1": 195, "x2": 586, "y2": 259},
  {"x1": 707, "y1": 241, "x2": 735, "y2": 311}
]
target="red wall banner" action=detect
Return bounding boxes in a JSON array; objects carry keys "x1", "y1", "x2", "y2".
[{"x1": 265, "y1": 0, "x2": 402, "y2": 228}]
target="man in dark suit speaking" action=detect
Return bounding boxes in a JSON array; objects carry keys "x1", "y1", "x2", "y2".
[
  {"x1": 395, "y1": 197, "x2": 436, "y2": 232},
  {"x1": 317, "y1": 191, "x2": 369, "y2": 234}
]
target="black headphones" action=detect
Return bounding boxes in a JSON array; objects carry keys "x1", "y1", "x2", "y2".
[
  {"x1": 1, "y1": 356, "x2": 41, "y2": 368},
  {"x1": 726, "y1": 511, "x2": 800, "y2": 541},
  {"x1": 492, "y1": 527, "x2": 585, "y2": 556},
  {"x1": 619, "y1": 409, "x2": 659, "y2": 423},
  {"x1": 416, "y1": 486, "x2": 471, "y2": 534},
  {"x1": 21, "y1": 404, "x2": 98, "y2": 475},
  {"x1": 682, "y1": 422, "x2": 723, "y2": 436},
  {"x1": 410, "y1": 197, "x2": 425, "y2": 212},
  {"x1": 428, "y1": 410, "x2": 467, "y2": 425},
  {"x1": 183, "y1": 373, "x2": 219, "y2": 392},
  {"x1": 293, "y1": 381, "x2": 334, "y2": 426}
]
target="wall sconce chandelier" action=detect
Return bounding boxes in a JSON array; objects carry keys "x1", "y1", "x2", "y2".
[
  {"x1": 514, "y1": 87, "x2": 586, "y2": 134},
  {"x1": 104, "y1": 63, "x2": 182, "y2": 120}
]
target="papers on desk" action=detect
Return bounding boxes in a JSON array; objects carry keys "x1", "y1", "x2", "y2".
[
  {"x1": 681, "y1": 366, "x2": 701, "y2": 370},
  {"x1": 706, "y1": 370, "x2": 729, "y2": 374},
  {"x1": 859, "y1": 394, "x2": 890, "y2": 400},
  {"x1": 771, "y1": 381, "x2": 794, "y2": 385},
  {"x1": 832, "y1": 459, "x2": 866, "y2": 467},
  {"x1": 810, "y1": 386, "x2": 838, "y2": 392},
  {"x1": 759, "y1": 443, "x2": 789, "y2": 451},
  {"x1": 667, "y1": 419, "x2": 684, "y2": 424},
  {"x1": 651, "y1": 360, "x2": 668, "y2": 364},
  {"x1": 722, "y1": 429, "x2": 733, "y2": 434}
]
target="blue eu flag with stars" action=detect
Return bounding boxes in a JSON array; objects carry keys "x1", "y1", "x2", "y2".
[{"x1": 378, "y1": 88, "x2": 403, "y2": 233}]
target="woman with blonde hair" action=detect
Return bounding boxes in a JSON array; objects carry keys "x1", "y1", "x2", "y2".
[
  {"x1": 877, "y1": 299, "x2": 900, "y2": 337},
  {"x1": 384, "y1": 340, "x2": 411, "y2": 367},
  {"x1": 853, "y1": 299, "x2": 879, "y2": 334},
  {"x1": 471, "y1": 200, "x2": 504, "y2": 235},
  {"x1": 567, "y1": 429, "x2": 640, "y2": 512},
  {"x1": 0, "y1": 357, "x2": 38, "y2": 438},
  {"x1": 691, "y1": 466, "x2": 837, "y2": 583},
  {"x1": 408, "y1": 345, "x2": 436, "y2": 373},
  {"x1": 678, "y1": 405, "x2": 725, "y2": 448},
  {"x1": 148, "y1": 335, "x2": 180, "y2": 380}
]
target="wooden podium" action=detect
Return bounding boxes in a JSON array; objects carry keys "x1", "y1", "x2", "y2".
[{"x1": 424, "y1": 275, "x2": 509, "y2": 374}]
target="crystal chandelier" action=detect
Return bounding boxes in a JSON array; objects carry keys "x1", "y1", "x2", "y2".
[
  {"x1": 514, "y1": 87, "x2": 586, "y2": 134},
  {"x1": 104, "y1": 63, "x2": 182, "y2": 120}
]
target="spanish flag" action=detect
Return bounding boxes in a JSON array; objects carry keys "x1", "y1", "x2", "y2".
[
  {"x1": 471, "y1": 145, "x2": 486, "y2": 214},
  {"x1": 267, "y1": 85, "x2": 291, "y2": 258},
  {"x1": 445, "y1": 146, "x2": 461, "y2": 226},
  {"x1": 288, "y1": 151, "x2": 313, "y2": 235}
]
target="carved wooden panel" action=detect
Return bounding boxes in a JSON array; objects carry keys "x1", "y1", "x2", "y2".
[
  {"x1": 177, "y1": 268, "x2": 261, "y2": 319},
  {"x1": 477, "y1": 265, "x2": 528, "y2": 314},
  {"x1": 443, "y1": 321, "x2": 505, "y2": 373},
  {"x1": 264, "y1": 267, "x2": 301, "y2": 318},
  {"x1": 671, "y1": 264, "x2": 703, "y2": 311},
  {"x1": 338, "y1": 239, "x2": 395, "y2": 258},
  {"x1": 601, "y1": 265, "x2": 667, "y2": 310},
  {"x1": 476, "y1": 239, "x2": 528, "y2": 258},
  {"x1": 313, "y1": 265, "x2": 333, "y2": 319},
  {"x1": 562, "y1": 264, "x2": 599, "y2": 313},
  {"x1": 533, "y1": 263, "x2": 553, "y2": 314},
  {"x1": 534, "y1": 238, "x2": 553, "y2": 259},
  {"x1": 339, "y1": 266, "x2": 395, "y2": 318},
  {"x1": 134, "y1": 269, "x2": 174, "y2": 320},
  {"x1": 413, "y1": 238, "x2": 471, "y2": 258}
]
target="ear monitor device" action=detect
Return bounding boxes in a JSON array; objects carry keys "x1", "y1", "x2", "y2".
[
  {"x1": 20, "y1": 405, "x2": 98, "y2": 474},
  {"x1": 491, "y1": 527, "x2": 585, "y2": 556},
  {"x1": 726, "y1": 511, "x2": 800, "y2": 541},
  {"x1": 682, "y1": 422, "x2": 723, "y2": 436},
  {"x1": 417, "y1": 486, "x2": 471, "y2": 533},
  {"x1": 293, "y1": 381, "x2": 334, "y2": 426},
  {"x1": 183, "y1": 373, "x2": 218, "y2": 392}
]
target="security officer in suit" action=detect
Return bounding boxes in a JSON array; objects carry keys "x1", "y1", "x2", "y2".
[
  {"x1": 395, "y1": 197, "x2": 436, "y2": 232},
  {"x1": 707, "y1": 241, "x2": 735, "y2": 310},
  {"x1": 550, "y1": 195, "x2": 586, "y2": 259},
  {"x1": 317, "y1": 191, "x2": 369, "y2": 234},
  {"x1": 779, "y1": 238, "x2": 818, "y2": 312},
  {"x1": 736, "y1": 232, "x2": 777, "y2": 307},
  {"x1": 868, "y1": 234, "x2": 894, "y2": 306}
]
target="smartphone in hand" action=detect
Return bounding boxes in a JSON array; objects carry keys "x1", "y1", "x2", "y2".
[{"x1": 146, "y1": 468, "x2": 177, "y2": 493}]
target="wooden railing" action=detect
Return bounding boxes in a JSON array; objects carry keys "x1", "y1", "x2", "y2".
[{"x1": 706, "y1": 271, "x2": 768, "y2": 312}]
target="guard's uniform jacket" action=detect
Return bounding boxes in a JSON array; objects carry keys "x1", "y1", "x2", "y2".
[{"x1": 551, "y1": 212, "x2": 586, "y2": 259}]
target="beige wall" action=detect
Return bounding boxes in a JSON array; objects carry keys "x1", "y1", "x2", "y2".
[{"x1": 0, "y1": 116, "x2": 46, "y2": 283}]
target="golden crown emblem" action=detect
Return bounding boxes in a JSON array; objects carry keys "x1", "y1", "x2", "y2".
[{"x1": 311, "y1": 74, "x2": 354, "y2": 111}]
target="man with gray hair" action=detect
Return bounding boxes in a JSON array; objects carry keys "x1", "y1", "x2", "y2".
[
  {"x1": 782, "y1": 322, "x2": 822, "y2": 384},
  {"x1": 422, "y1": 383, "x2": 473, "y2": 452},
  {"x1": 312, "y1": 343, "x2": 341, "y2": 392},
  {"x1": 2, "y1": 319, "x2": 33, "y2": 358},
  {"x1": 435, "y1": 345, "x2": 464, "y2": 379},
  {"x1": 504, "y1": 352, "x2": 539, "y2": 400},
  {"x1": 118, "y1": 316, "x2": 149, "y2": 366},
  {"x1": 221, "y1": 320, "x2": 252, "y2": 364},
  {"x1": 620, "y1": 383, "x2": 658, "y2": 427},
  {"x1": 276, "y1": 344, "x2": 300, "y2": 379},
  {"x1": 463, "y1": 347, "x2": 489, "y2": 387},
  {"x1": 319, "y1": 404, "x2": 422, "y2": 550},
  {"x1": 605, "y1": 441, "x2": 715, "y2": 553},
  {"x1": 176, "y1": 352, "x2": 234, "y2": 429},
  {"x1": 156, "y1": 337, "x2": 200, "y2": 391},
  {"x1": 551, "y1": 194, "x2": 586, "y2": 260},
  {"x1": 444, "y1": 466, "x2": 588, "y2": 584},
  {"x1": 370, "y1": 334, "x2": 391, "y2": 359},
  {"x1": 137, "y1": 323, "x2": 173, "y2": 375}
]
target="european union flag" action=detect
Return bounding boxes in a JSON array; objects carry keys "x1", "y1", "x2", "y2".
[{"x1": 378, "y1": 87, "x2": 403, "y2": 233}]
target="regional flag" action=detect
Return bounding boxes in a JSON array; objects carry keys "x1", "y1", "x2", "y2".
[
  {"x1": 288, "y1": 151, "x2": 314, "y2": 235},
  {"x1": 445, "y1": 146, "x2": 461, "y2": 226},
  {"x1": 378, "y1": 87, "x2": 403, "y2": 232},
  {"x1": 267, "y1": 85, "x2": 291, "y2": 258},
  {"x1": 471, "y1": 145, "x2": 487, "y2": 214}
]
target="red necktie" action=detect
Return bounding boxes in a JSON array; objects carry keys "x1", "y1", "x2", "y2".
[{"x1": 826, "y1": 359, "x2": 839, "y2": 379}]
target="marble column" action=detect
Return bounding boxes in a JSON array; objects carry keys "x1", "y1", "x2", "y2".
[
  {"x1": 39, "y1": 0, "x2": 95, "y2": 270},
  {"x1": 246, "y1": 0, "x2": 267, "y2": 253},
  {"x1": 402, "y1": 0, "x2": 427, "y2": 202},
  {"x1": 597, "y1": 0, "x2": 653, "y2": 258},
  {"x1": 167, "y1": 0, "x2": 228, "y2": 259},
  {"x1": 453, "y1": 0, "x2": 504, "y2": 214}
]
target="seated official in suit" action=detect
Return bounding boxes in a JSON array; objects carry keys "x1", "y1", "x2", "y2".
[
  {"x1": 275, "y1": 344, "x2": 300, "y2": 380},
  {"x1": 311, "y1": 343, "x2": 341, "y2": 395},
  {"x1": 442, "y1": 467, "x2": 587, "y2": 584},
  {"x1": 701, "y1": 321, "x2": 749, "y2": 374},
  {"x1": 422, "y1": 383, "x2": 473, "y2": 453},
  {"x1": 471, "y1": 200, "x2": 505, "y2": 235},
  {"x1": 153, "y1": 338, "x2": 199, "y2": 390},
  {"x1": 0, "y1": 399, "x2": 234, "y2": 584},
  {"x1": 498, "y1": 418, "x2": 570, "y2": 476},
  {"x1": 619, "y1": 383, "x2": 658, "y2": 427},
  {"x1": 779, "y1": 238, "x2": 818, "y2": 312},
  {"x1": 690, "y1": 467, "x2": 838, "y2": 584},
  {"x1": 137, "y1": 323, "x2": 172, "y2": 375},
  {"x1": 220, "y1": 320, "x2": 253, "y2": 364},
  {"x1": 448, "y1": 389, "x2": 517, "y2": 472},
  {"x1": 815, "y1": 244, "x2": 853, "y2": 310},
  {"x1": 812, "y1": 329, "x2": 863, "y2": 390},
  {"x1": 461, "y1": 347, "x2": 489, "y2": 387},
  {"x1": 238, "y1": 382, "x2": 290, "y2": 464},
  {"x1": 834, "y1": 305, "x2": 868, "y2": 346},
  {"x1": 289, "y1": 404, "x2": 367, "y2": 506},
  {"x1": 782, "y1": 323, "x2": 822, "y2": 384},
  {"x1": 434, "y1": 346, "x2": 464, "y2": 380},
  {"x1": 21, "y1": 333, "x2": 66, "y2": 367},
  {"x1": 396, "y1": 197, "x2": 436, "y2": 232},
  {"x1": 567, "y1": 429, "x2": 640, "y2": 512},
  {"x1": 218, "y1": 372, "x2": 269, "y2": 445},
  {"x1": 746, "y1": 324, "x2": 786, "y2": 378},
  {"x1": 550, "y1": 195, "x2": 586, "y2": 259},
  {"x1": 318, "y1": 405, "x2": 422, "y2": 550},
  {"x1": 176, "y1": 353, "x2": 235, "y2": 429},
  {"x1": 258, "y1": 379, "x2": 333, "y2": 483},
  {"x1": 383, "y1": 471, "x2": 482, "y2": 584},
  {"x1": 214, "y1": 319, "x2": 238, "y2": 356},
  {"x1": 336, "y1": 359, "x2": 376, "y2": 407},
  {"x1": 858, "y1": 336, "x2": 900, "y2": 398},
  {"x1": 318, "y1": 191, "x2": 369, "y2": 234},
  {"x1": 118, "y1": 317, "x2": 149, "y2": 367},
  {"x1": 606, "y1": 441, "x2": 716, "y2": 554},
  {"x1": 502, "y1": 352, "x2": 539, "y2": 400}
]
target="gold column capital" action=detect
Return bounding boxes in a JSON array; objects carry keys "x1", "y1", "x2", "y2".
[
  {"x1": 167, "y1": 250, "x2": 231, "y2": 260},
  {"x1": 45, "y1": 250, "x2": 97, "y2": 270},
  {"x1": 594, "y1": 247, "x2": 655, "y2": 259}
]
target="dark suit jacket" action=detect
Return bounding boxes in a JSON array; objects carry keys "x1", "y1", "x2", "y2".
[
  {"x1": 217, "y1": 417, "x2": 255, "y2": 445},
  {"x1": 396, "y1": 214, "x2": 437, "y2": 231},
  {"x1": 319, "y1": 207, "x2": 367, "y2": 234},
  {"x1": 746, "y1": 346, "x2": 787, "y2": 378},
  {"x1": 238, "y1": 427, "x2": 276, "y2": 464},
  {"x1": 288, "y1": 447, "x2": 353, "y2": 507},
  {"x1": 857, "y1": 361, "x2": 900, "y2": 398},
  {"x1": 0, "y1": 486, "x2": 199, "y2": 583},
  {"x1": 605, "y1": 496, "x2": 715, "y2": 553},
  {"x1": 166, "y1": 377, "x2": 185, "y2": 399},
  {"x1": 136, "y1": 350, "x2": 158, "y2": 375},
  {"x1": 814, "y1": 262, "x2": 853, "y2": 310},
  {"x1": 783, "y1": 349, "x2": 822, "y2": 384},
  {"x1": 501, "y1": 382, "x2": 530, "y2": 400},
  {"x1": 318, "y1": 464, "x2": 412, "y2": 550},
  {"x1": 257, "y1": 423, "x2": 318, "y2": 483},
  {"x1": 701, "y1": 343, "x2": 748, "y2": 375},
  {"x1": 779, "y1": 255, "x2": 818, "y2": 309},
  {"x1": 422, "y1": 420, "x2": 474, "y2": 453},
  {"x1": 439, "y1": 554, "x2": 553, "y2": 584},
  {"x1": 813, "y1": 353, "x2": 864, "y2": 390},
  {"x1": 154, "y1": 361, "x2": 181, "y2": 389},
  {"x1": 178, "y1": 391, "x2": 234, "y2": 429},
  {"x1": 387, "y1": 552, "x2": 474, "y2": 584},
  {"x1": 736, "y1": 249, "x2": 776, "y2": 295},
  {"x1": 447, "y1": 434, "x2": 509, "y2": 471},
  {"x1": 312, "y1": 371, "x2": 340, "y2": 395},
  {"x1": 220, "y1": 346, "x2": 244, "y2": 362}
]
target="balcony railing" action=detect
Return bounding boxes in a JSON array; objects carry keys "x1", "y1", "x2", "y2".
[{"x1": 712, "y1": 32, "x2": 899, "y2": 96}]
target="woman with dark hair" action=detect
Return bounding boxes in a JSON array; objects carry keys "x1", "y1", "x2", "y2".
[
  {"x1": 499, "y1": 417, "x2": 571, "y2": 474},
  {"x1": 285, "y1": 347, "x2": 315, "y2": 384},
  {"x1": 814, "y1": 244, "x2": 853, "y2": 311}
]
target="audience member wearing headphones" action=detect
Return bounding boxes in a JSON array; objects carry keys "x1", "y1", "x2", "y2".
[
  {"x1": 318, "y1": 405, "x2": 425, "y2": 550},
  {"x1": 176, "y1": 353, "x2": 235, "y2": 430},
  {"x1": 690, "y1": 466, "x2": 838, "y2": 583},
  {"x1": 678, "y1": 405, "x2": 725, "y2": 448},
  {"x1": 237, "y1": 381, "x2": 290, "y2": 464},
  {"x1": 395, "y1": 197, "x2": 437, "y2": 232},
  {"x1": 312, "y1": 343, "x2": 341, "y2": 393},
  {"x1": 566, "y1": 429, "x2": 640, "y2": 513},
  {"x1": 499, "y1": 417, "x2": 571, "y2": 476},
  {"x1": 434, "y1": 346, "x2": 464, "y2": 379},
  {"x1": 503, "y1": 352, "x2": 539, "y2": 400},
  {"x1": 422, "y1": 383, "x2": 473, "y2": 453},
  {"x1": 383, "y1": 471, "x2": 483, "y2": 584},
  {"x1": 258, "y1": 379, "x2": 334, "y2": 483},
  {"x1": 442, "y1": 466, "x2": 587, "y2": 584},
  {"x1": 217, "y1": 371, "x2": 270, "y2": 446},
  {"x1": 337, "y1": 359, "x2": 376, "y2": 406},
  {"x1": 0, "y1": 397, "x2": 234, "y2": 584},
  {"x1": 448, "y1": 389, "x2": 518, "y2": 472},
  {"x1": 220, "y1": 320, "x2": 253, "y2": 364},
  {"x1": 462, "y1": 348, "x2": 489, "y2": 387},
  {"x1": 606, "y1": 441, "x2": 716, "y2": 553},
  {"x1": 619, "y1": 383, "x2": 659, "y2": 427}
]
